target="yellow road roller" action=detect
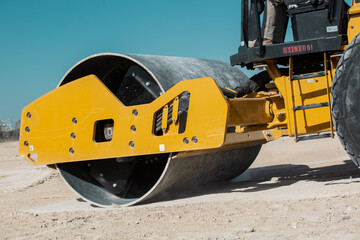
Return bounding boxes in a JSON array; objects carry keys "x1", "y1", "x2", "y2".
[{"x1": 19, "y1": 0, "x2": 360, "y2": 206}]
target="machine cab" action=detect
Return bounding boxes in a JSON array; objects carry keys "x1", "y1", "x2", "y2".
[{"x1": 230, "y1": 0, "x2": 349, "y2": 68}]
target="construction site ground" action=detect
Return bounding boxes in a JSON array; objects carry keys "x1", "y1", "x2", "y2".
[{"x1": 1, "y1": 136, "x2": 360, "y2": 240}]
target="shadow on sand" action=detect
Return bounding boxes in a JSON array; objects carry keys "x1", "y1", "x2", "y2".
[{"x1": 147, "y1": 159, "x2": 360, "y2": 205}]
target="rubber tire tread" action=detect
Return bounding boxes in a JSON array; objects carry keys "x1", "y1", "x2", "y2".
[{"x1": 331, "y1": 32, "x2": 360, "y2": 167}]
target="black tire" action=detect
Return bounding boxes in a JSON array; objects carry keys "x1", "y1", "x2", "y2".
[{"x1": 331, "y1": 33, "x2": 360, "y2": 168}]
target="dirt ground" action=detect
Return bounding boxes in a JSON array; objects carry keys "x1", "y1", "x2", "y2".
[{"x1": 1, "y1": 136, "x2": 360, "y2": 240}]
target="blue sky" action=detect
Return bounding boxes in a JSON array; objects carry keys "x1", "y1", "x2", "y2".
[
  {"x1": 0, "y1": 0, "x2": 246, "y2": 121},
  {"x1": 0, "y1": 0, "x2": 352, "y2": 122}
]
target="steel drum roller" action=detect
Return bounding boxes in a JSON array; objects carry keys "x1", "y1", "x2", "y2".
[{"x1": 56, "y1": 53, "x2": 261, "y2": 206}]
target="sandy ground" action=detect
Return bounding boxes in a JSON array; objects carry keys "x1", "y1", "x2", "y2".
[{"x1": 1, "y1": 136, "x2": 360, "y2": 240}]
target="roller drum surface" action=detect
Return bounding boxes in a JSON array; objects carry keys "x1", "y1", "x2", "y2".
[{"x1": 56, "y1": 53, "x2": 261, "y2": 206}]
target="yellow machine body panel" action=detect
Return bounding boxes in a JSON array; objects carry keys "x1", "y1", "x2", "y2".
[
  {"x1": 274, "y1": 71, "x2": 332, "y2": 137},
  {"x1": 19, "y1": 75, "x2": 230, "y2": 165},
  {"x1": 348, "y1": 1, "x2": 360, "y2": 43},
  {"x1": 292, "y1": 77, "x2": 331, "y2": 134}
]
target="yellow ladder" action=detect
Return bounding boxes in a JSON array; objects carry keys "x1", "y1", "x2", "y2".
[{"x1": 288, "y1": 53, "x2": 334, "y2": 142}]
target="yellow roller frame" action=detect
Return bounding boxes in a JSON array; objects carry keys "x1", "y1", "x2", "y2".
[{"x1": 19, "y1": 75, "x2": 230, "y2": 165}]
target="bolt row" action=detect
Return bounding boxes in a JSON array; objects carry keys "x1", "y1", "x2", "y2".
[
  {"x1": 69, "y1": 118, "x2": 77, "y2": 154},
  {"x1": 183, "y1": 136, "x2": 198, "y2": 144},
  {"x1": 23, "y1": 112, "x2": 31, "y2": 147}
]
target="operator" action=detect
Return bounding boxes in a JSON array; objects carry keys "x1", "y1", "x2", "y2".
[{"x1": 249, "y1": 0, "x2": 288, "y2": 46}]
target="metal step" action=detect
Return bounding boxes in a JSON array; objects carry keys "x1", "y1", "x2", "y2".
[
  {"x1": 297, "y1": 133, "x2": 332, "y2": 142},
  {"x1": 291, "y1": 71, "x2": 325, "y2": 81},
  {"x1": 293, "y1": 102, "x2": 328, "y2": 111}
]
